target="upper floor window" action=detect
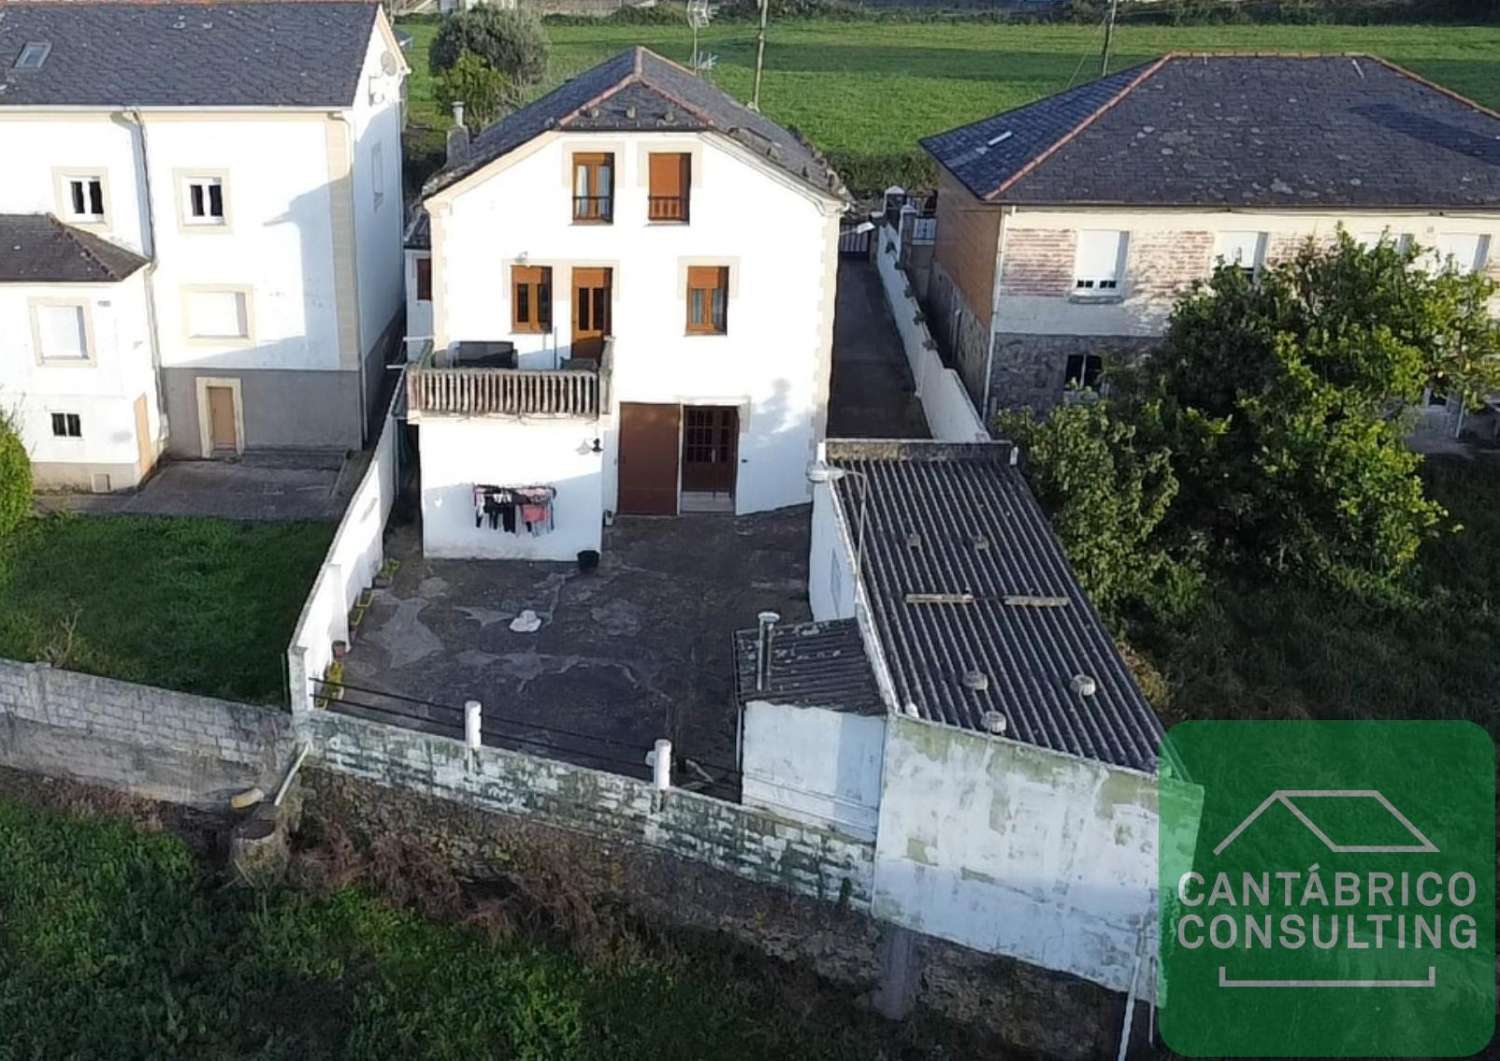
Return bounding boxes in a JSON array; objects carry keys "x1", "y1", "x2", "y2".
[
  {"x1": 61, "y1": 174, "x2": 106, "y2": 224},
  {"x1": 512, "y1": 265, "x2": 553, "y2": 333},
  {"x1": 51, "y1": 412, "x2": 83, "y2": 438},
  {"x1": 415, "y1": 256, "x2": 432, "y2": 303},
  {"x1": 1073, "y1": 230, "x2": 1127, "y2": 294},
  {"x1": 1430, "y1": 233, "x2": 1490, "y2": 275},
  {"x1": 648, "y1": 153, "x2": 691, "y2": 223},
  {"x1": 1355, "y1": 230, "x2": 1414, "y2": 255},
  {"x1": 185, "y1": 288, "x2": 251, "y2": 342},
  {"x1": 182, "y1": 175, "x2": 227, "y2": 227},
  {"x1": 1216, "y1": 231, "x2": 1267, "y2": 279},
  {"x1": 32, "y1": 300, "x2": 92, "y2": 362},
  {"x1": 686, "y1": 266, "x2": 728, "y2": 335},
  {"x1": 572, "y1": 153, "x2": 613, "y2": 224},
  {"x1": 372, "y1": 142, "x2": 386, "y2": 211}
]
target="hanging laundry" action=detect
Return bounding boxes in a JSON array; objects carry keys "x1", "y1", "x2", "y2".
[{"x1": 472, "y1": 484, "x2": 555, "y2": 536}]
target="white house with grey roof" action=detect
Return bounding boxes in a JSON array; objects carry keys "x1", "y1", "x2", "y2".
[
  {"x1": 404, "y1": 47, "x2": 847, "y2": 561},
  {"x1": 0, "y1": 1, "x2": 407, "y2": 488},
  {"x1": 919, "y1": 54, "x2": 1500, "y2": 419},
  {"x1": 735, "y1": 439, "x2": 1184, "y2": 999}
]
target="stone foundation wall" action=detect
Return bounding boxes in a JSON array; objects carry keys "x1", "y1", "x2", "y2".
[
  {"x1": 990, "y1": 333, "x2": 1162, "y2": 414},
  {"x1": 925, "y1": 262, "x2": 992, "y2": 412}
]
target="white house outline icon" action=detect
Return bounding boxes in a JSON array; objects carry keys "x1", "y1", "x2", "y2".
[{"x1": 1212, "y1": 789, "x2": 1439, "y2": 856}]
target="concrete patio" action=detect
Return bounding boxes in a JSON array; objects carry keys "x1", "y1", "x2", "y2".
[{"x1": 335, "y1": 508, "x2": 813, "y2": 790}]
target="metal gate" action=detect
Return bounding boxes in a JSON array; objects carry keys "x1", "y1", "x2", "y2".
[{"x1": 838, "y1": 226, "x2": 873, "y2": 257}]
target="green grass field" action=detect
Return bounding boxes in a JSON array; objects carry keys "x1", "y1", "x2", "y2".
[
  {"x1": 0, "y1": 516, "x2": 331, "y2": 704},
  {"x1": 399, "y1": 17, "x2": 1500, "y2": 192},
  {"x1": 0, "y1": 796, "x2": 955, "y2": 1060}
]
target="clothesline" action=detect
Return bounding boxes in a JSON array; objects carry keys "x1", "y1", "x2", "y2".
[{"x1": 474, "y1": 483, "x2": 556, "y2": 535}]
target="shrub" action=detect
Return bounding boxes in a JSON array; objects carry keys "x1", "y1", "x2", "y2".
[
  {"x1": 0, "y1": 405, "x2": 31, "y2": 539},
  {"x1": 430, "y1": 7, "x2": 549, "y2": 87},
  {"x1": 434, "y1": 49, "x2": 514, "y2": 128}
]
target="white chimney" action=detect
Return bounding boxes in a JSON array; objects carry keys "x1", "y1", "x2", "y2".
[{"x1": 446, "y1": 101, "x2": 470, "y2": 166}]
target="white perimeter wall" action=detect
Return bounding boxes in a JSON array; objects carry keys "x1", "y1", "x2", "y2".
[
  {"x1": 873, "y1": 714, "x2": 1163, "y2": 995},
  {"x1": 420, "y1": 415, "x2": 604, "y2": 561},
  {"x1": 742, "y1": 699, "x2": 885, "y2": 839},
  {"x1": 874, "y1": 224, "x2": 987, "y2": 442},
  {"x1": 430, "y1": 131, "x2": 841, "y2": 514},
  {"x1": 0, "y1": 272, "x2": 159, "y2": 477}
]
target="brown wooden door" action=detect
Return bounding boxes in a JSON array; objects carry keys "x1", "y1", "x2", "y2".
[
  {"x1": 681, "y1": 406, "x2": 738, "y2": 494},
  {"x1": 207, "y1": 386, "x2": 238, "y2": 454},
  {"x1": 571, "y1": 267, "x2": 611, "y2": 363},
  {"x1": 618, "y1": 403, "x2": 680, "y2": 516},
  {"x1": 133, "y1": 394, "x2": 155, "y2": 478}
]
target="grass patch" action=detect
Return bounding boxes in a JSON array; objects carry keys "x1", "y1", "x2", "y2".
[
  {"x1": 397, "y1": 16, "x2": 1500, "y2": 193},
  {"x1": 0, "y1": 515, "x2": 331, "y2": 704},
  {"x1": 1135, "y1": 454, "x2": 1500, "y2": 739},
  {"x1": 0, "y1": 797, "x2": 949, "y2": 1060}
]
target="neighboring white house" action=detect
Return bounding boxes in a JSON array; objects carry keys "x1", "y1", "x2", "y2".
[
  {"x1": 918, "y1": 55, "x2": 1500, "y2": 421},
  {"x1": 405, "y1": 47, "x2": 847, "y2": 560},
  {"x1": 0, "y1": 1, "x2": 408, "y2": 486},
  {"x1": 735, "y1": 438, "x2": 1189, "y2": 999}
]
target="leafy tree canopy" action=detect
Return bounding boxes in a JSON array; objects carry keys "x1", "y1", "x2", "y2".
[{"x1": 430, "y1": 7, "x2": 549, "y2": 91}]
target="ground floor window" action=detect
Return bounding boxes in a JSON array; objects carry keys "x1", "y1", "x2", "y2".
[
  {"x1": 1064, "y1": 353, "x2": 1103, "y2": 391},
  {"x1": 51, "y1": 412, "x2": 82, "y2": 438}
]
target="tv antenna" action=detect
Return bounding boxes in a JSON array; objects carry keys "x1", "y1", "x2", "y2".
[{"x1": 686, "y1": 0, "x2": 712, "y2": 73}]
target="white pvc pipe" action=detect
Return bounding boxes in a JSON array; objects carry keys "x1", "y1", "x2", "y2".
[
  {"x1": 465, "y1": 700, "x2": 482, "y2": 754},
  {"x1": 653, "y1": 739, "x2": 672, "y2": 792}
]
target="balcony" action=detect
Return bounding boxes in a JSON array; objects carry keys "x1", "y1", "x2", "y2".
[
  {"x1": 406, "y1": 339, "x2": 611, "y2": 420},
  {"x1": 572, "y1": 195, "x2": 613, "y2": 224},
  {"x1": 648, "y1": 195, "x2": 689, "y2": 223}
]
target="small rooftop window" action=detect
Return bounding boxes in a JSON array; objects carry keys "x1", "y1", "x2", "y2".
[{"x1": 14, "y1": 41, "x2": 51, "y2": 71}]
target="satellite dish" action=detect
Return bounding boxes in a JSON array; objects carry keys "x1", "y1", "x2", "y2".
[
  {"x1": 686, "y1": 0, "x2": 713, "y2": 73},
  {"x1": 697, "y1": 53, "x2": 718, "y2": 72}
]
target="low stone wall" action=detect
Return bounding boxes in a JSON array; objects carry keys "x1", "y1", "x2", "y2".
[{"x1": 0, "y1": 659, "x2": 291, "y2": 808}]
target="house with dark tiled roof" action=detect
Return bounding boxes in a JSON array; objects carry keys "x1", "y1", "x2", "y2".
[
  {"x1": 919, "y1": 54, "x2": 1500, "y2": 419},
  {"x1": 403, "y1": 47, "x2": 848, "y2": 563},
  {"x1": 0, "y1": 2, "x2": 407, "y2": 490},
  {"x1": 729, "y1": 437, "x2": 1176, "y2": 999}
]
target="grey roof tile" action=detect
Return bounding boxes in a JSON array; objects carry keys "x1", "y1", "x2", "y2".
[
  {"x1": 826, "y1": 440, "x2": 1162, "y2": 772},
  {"x1": 733, "y1": 618, "x2": 884, "y2": 717},
  {"x1": 0, "y1": 213, "x2": 148, "y2": 282},
  {"x1": 0, "y1": 2, "x2": 378, "y2": 108},
  {"x1": 923, "y1": 54, "x2": 1500, "y2": 209},
  {"x1": 425, "y1": 47, "x2": 844, "y2": 201}
]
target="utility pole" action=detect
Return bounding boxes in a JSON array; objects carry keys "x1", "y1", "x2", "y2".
[
  {"x1": 1100, "y1": 0, "x2": 1119, "y2": 77},
  {"x1": 750, "y1": 0, "x2": 768, "y2": 111}
]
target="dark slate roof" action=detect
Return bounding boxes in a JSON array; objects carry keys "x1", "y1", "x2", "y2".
[
  {"x1": 0, "y1": 214, "x2": 148, "y2": 283},
  {"x1": 922, "y1": 54, "x2": 1500, "y2": 209},
  {"x1": 0, "y1": 2, "x2": 379, "y2": 108},
  {"x1": 826, "y1": 440, "x2": 1162, "y2": 772},
  {"x1": 733, "y1": 619, "x2": 884, "y2": 717},
  {"x1": 426, "y1": 47, "x2": 845, "y2": 201}
]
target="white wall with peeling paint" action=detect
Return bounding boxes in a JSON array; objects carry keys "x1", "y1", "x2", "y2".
[
  {"x1": 872, "y1": 713, "x2": 1162, "y2": 996},
  {"x1": 741, "y1": 699, "x2": 885, "y2": 840}
]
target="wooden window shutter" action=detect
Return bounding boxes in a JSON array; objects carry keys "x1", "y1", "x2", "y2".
[
  {"x1": 416, "y1": 257, "x2": 432, "y2": 302},
  {"x1": 649, "y1": 154, "x2": 684, "y2": 198}
]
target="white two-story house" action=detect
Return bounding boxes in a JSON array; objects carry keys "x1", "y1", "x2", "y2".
[
  {"x1": 405, "y1": 47, "x2": 847, "y2": 560},
  {"x1": 0, "y1": 1, "x2": 407, "y2": 490},
  {"x1": 919, "y1": 54, "x2": 1500, "y2": 420}
]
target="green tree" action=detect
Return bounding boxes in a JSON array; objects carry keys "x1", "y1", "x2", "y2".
[
  {"x1": 430, "y1": 7, "x2": 549, "y2": 89},
  {"x1": 434, "y1": 50, "x2": 513, "y2": 129},
  {"x1": 0, "y1": 405, "x2": 32, "y2": 540},
  {"x1": 998, "y1": 400, "x2": 1201, "y2": 621}
]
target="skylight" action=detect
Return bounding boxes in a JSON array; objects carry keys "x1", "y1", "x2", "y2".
[{"x1": 14, "y1": 41, "x2": 50, "y2": 71}]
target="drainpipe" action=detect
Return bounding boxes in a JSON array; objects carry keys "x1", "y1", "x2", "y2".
[
  {"x1": 124, "y1": 108, "x2": 170, "y2": 452},
  {"x1": 331, "y1": 110, "x2": 369, "y2": 444}
]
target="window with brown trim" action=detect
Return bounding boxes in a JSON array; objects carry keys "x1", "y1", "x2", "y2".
[
  {"x1": 572, "y1": 153, "x2": 614, "y2": 223},
  {"x1": 686, "y1": 266, "x2": 728, "y2": 335},
  {"x1": 415, "y1": 257, "x2": 432, "y2": 302},
  {"x1": 648, "y1": 153, "x2": 691, "y2": 223},
  {"x1": 512, "y1": 265, "x2": 552, "y2": 333}
]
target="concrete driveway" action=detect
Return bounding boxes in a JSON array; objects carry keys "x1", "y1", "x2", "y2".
[
  {"x1": 336, "y1": 509, "x2": 813, "y2": 792},
  {"x1": 828, "y1": 258, "x2": 929, "y2": 439}
]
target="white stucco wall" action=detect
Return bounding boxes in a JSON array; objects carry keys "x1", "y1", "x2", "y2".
[
  {"x1": 0, "y1": 273, "x2": 159, "y2": 486},
  {"x1": 349, "y1": 20, "x2": 408, "y2": 358},
  {"x1": 420, "y1": 415, "x2": 604, "y2": 560},
  {"x1": 741, "y1": 699, "x2": 885, "y2": 839},
  {"x1": 427, "y1": 131, "x2": 841, "y2": 515},
  {"x1": 404, "y1": 250, "x2": 434, "y2": 358},
  {"x1": 873, "y1": 714, "x2": 1165, "y2": 996},
  {"x1": 808, "y1": 474, "x2": 858, "y2": 623},
  {"x1": 994, "y1": 207, "x2": 1500, "y2": 339}
]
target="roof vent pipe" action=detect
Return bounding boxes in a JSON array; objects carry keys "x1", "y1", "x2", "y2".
[
  {"x1": 446, "y1": 101, "x2": 470, "y2": 166},
  {"x1": 755, "y1": 611, "x2": 780, "y2": 692}
]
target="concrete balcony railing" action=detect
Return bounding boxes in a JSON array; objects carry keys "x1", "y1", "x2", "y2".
[{"x1": 406, "y1": 339, "x2": 611, "y2": 420}]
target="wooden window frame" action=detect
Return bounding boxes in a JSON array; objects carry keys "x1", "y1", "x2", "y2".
[
  {"x1": 686, "y1": 266, "x2": 729, "y2": 335},
  {"x1": 648, "y1": 152, "x2": 691, "y2": 223},
  {"x1": 572, "y1": 153, "x2": 614, "y2": 224},
  {"x1": 415, "y1": 256, "x2": 432, "y2": 303},
  {"x1": 512, "y1": 265, "x2": 553, "y2": 334}
]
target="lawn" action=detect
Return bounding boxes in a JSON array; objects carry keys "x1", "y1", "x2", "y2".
[
  {"x1": 398, "y1": 16, "x2": 1500, "y2": 192},
  {"x1": 0, "y1": 796, "x2": 954, "y2": 1060},
  {"x1": 1134, "y1": 454, "x2": 1500, "y2": 740},
  {"x1": 0, "y1": 516, "x2": 331, "y2": 704}
]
